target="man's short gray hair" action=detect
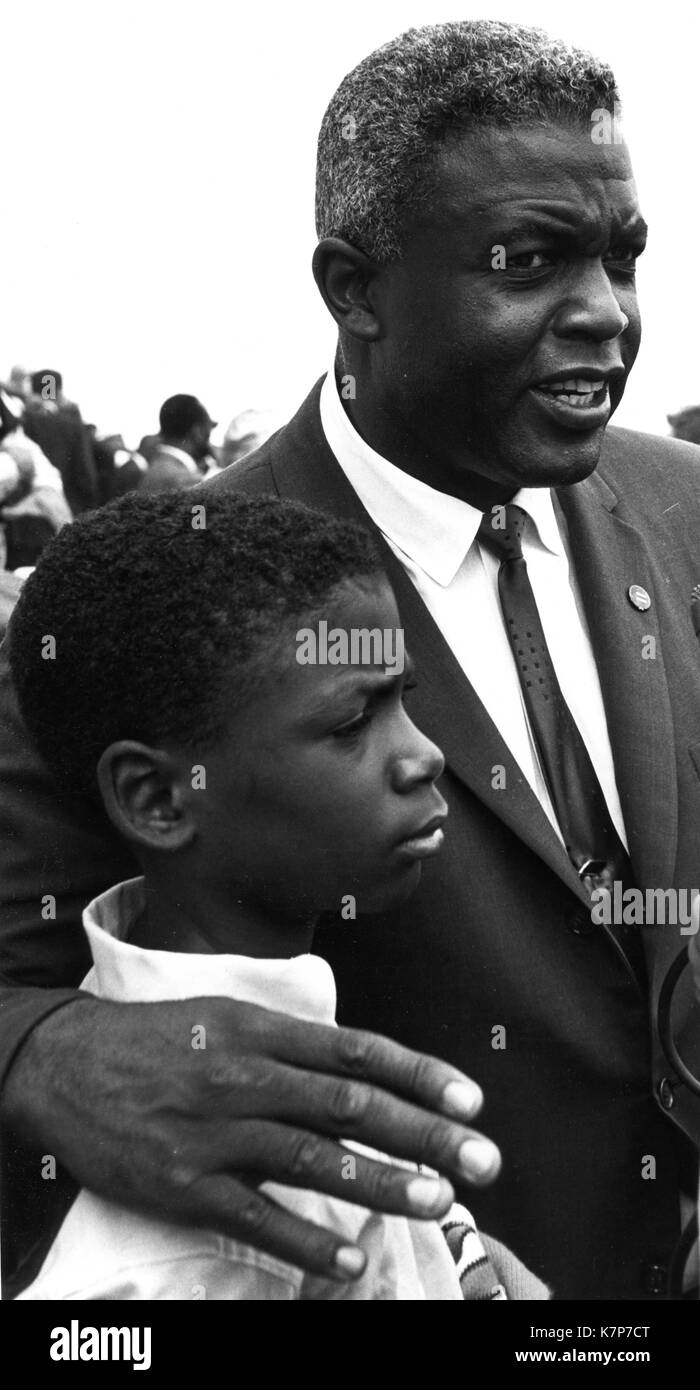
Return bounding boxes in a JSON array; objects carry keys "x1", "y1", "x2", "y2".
[{"x1": 315, "y1": 20, "x2": 619, "y2": 264}]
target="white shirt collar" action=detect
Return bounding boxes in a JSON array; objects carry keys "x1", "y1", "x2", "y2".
[
  {"x1": 157, "y1": 444, "x2": 199, "y2": 474},
  {"x1": 82, "y1": 878, "x2": 337, "y2": 1025},
  {"x1": 319, "y1": 366, "x2": 566, "y2": 585}
]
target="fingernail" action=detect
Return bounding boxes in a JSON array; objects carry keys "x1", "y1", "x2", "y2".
[
  {"x1": 406, "y1": 1175, "x2": 444, "y2": 1215},
  {"x1": 458, "y1": 1138, "x2": 500, "y2": 1181},
  {"x1": 335, "y1": 1245, "x2": 366, "y2": 1277},
  {"x1": 441, "y1": 1079, "x2": 483, "y2": 1120}
]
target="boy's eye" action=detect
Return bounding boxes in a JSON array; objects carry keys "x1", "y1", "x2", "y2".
[
  {"x1": 331, "y1": 675, "x2": 417, "y2": 738},
  {"x1": 333, "y1": 709, "x2": 373, "y2": 739},
  {"x1": 604, "y1": 246, "x2": 639, "y2": 271}
]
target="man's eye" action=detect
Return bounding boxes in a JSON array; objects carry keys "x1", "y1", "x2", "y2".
[{"x1": 506, "y1": 251, "x2": 553, "y2": 271}]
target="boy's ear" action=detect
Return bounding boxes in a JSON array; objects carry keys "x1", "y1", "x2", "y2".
[{"x1": 96, "y1": 741, "x2": 196, "y2": 852}]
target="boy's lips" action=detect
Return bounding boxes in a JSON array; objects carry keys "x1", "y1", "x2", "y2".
[{"x1": 395, "y1": 811, "x2": 448, "y2": 861}]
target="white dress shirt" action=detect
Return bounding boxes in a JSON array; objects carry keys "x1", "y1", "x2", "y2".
[
  {"x1": 18, "y1": 879, "x2": 467, "y2": 1301},
  {"x1": 155, "y1": 444, "x2": 200, "y2": 474},
  {"x1": 319, "y1": 369, "x2": 628, "y2": 851}
]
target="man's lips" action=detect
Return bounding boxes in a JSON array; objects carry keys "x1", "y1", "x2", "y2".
[
  {"x1": 535, "y1": 375, "x2": 606, "y2": 406},
  {"x1": 533, "y1": 365, "x2": 625, "y2": 390},
  {"x1": 527, "y1": 368, "x2": 624, "y2": 431}
]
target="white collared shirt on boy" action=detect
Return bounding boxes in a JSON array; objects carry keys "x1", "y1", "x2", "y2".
[{"x1": 17, "y1": 878, "x2": 488, "y2": 1301}]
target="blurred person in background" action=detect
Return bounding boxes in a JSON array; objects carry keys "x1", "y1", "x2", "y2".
[
  {"x1": 23, "y1": 368, "x2": 98, "y2": 514},
  {"x1": 88, "y1": 426, "x2": 146, "y2": 505},
  {"x1": 668, "y1": 406, "x2": 700, "y2": 446},
  {"x1": 4, "y1": 365, "x2": 31, "y2": 403},
  {"x1": 139, "y1": 393, "x2": 216, "y2": 494},
  {"x1": 136, "y1": 430, "x2": 161, "y2": 463},
  {"x1": 0, "y1": 566, "x2": 23, "y2": 639},
  {"x1": 221, "y1": 408, "x2": 281, "y2": 469},
  {"x1": 0, "y1": 388, "x2": 72, "y2": 570}
]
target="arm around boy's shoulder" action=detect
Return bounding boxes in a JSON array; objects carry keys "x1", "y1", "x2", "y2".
[{"x1": 0, "y1": 638, "x2": 132, "y2": 1034}]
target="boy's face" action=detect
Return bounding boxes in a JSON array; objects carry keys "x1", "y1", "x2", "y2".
[{"x1": 191, "y1": 578, "x2": 447, "y2": 918}]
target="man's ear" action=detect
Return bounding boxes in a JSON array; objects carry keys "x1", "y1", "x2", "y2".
[
  {"x1": 96, "y1": 741, "x2": 196, "y2": 853},
  {"x1": 312, "y1": 237, "x2": 382, "y2": 342}
]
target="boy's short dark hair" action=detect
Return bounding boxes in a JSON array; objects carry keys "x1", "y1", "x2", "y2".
[{"x1": 9, "y1": 488, "x2": 383, "y2": 799}]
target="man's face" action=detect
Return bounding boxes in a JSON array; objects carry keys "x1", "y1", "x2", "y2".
[
  {"x1": 189, "y1": 418, "x2": 213, "y2": 462},
  {"x1": 191, "y1": 579, "x2": 448, "y2": 920},
  {"x1": 368, "y1": 120, "x2": 647, "y2": 502}
]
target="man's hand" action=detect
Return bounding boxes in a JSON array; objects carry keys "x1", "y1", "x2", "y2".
[{"x1": 2, "y1": 996, "x2": 500, "y2": 1281}]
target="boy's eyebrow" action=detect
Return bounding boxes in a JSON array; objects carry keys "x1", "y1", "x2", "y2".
[
  {"x1": 303, "y1": 652, "x2": 417, "y2": 716},
  {"x1": 348, "y1": 652, "x2": 416, "y2": 697}
]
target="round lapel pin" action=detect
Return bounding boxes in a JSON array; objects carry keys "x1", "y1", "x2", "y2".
[{"x1": 628, "y1": 584, "x2": 651, "y2": 611}]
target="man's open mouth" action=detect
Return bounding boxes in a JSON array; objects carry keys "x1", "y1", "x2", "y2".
[{"x1": 532, "y1": 377, "x2": 607, "y2": 408}]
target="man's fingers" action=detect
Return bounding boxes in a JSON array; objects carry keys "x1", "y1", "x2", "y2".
[
  {"x1": 331, "y1": 1026, "x2": 484, "y2": 1123},
  {"x1": 169, "y1": 998, "x2": 484, "y2": 1125},
  {"x1": 203, "y1": 1057, "x2": 500, "y2": 1188},
  {"x1": 177, "y1": 1121, "x2": 455, "y2": 1226},
  {"x1": 176, "y1": 1171, "x2": 368, "y2": 1282},
  {"x1": 249, "y1": 1006, "x2": 485, "y2": 1122}
]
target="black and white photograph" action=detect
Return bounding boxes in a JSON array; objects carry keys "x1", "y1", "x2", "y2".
[{"x1": 1, "y1": 0, "x2": 700, "y2": 1353}]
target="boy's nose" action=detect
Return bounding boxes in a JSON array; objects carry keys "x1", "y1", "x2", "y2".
[{"x1": 391, "y1": 717, "x2": 445, "y2": 791}]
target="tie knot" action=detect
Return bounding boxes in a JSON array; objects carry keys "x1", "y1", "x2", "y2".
[{"x1": 478, "y1": 503, "x2": 527, "y2": 561}]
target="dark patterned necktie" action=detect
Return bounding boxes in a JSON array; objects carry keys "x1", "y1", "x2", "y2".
[{"x1": 478, "y1": 502, "x2": 629, "y2": 894}]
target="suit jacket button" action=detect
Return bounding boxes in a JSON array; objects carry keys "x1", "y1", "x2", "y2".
[
  {"x1": 657, "y1": 1076, "x2": 675, "y2": 1109},
  {"x1": 569, "y1": 907, "x2": 595, "y2": 936},
  {"x1": 640, "y1": 1262, "x2": 667, "y2": 1295}
]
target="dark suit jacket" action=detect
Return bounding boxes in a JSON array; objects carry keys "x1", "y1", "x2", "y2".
[
  {"x1": 2, "y1": 379, "x2": 700, "y2": 1300},
  {"x1": 23, "y1": 402, "x2": 97, "y2": 515}
]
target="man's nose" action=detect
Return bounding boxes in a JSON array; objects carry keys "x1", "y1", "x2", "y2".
[
  {"x1": 552, "y1": 258, "x2": 630, "y2": 342},
  {"x1": 390, "y1": 716, "x2": 445, "y2": 792}
]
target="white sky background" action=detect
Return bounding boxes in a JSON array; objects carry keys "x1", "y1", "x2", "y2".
[{"x1": 2, "y1": 0, "x2": 699, "y2": 446}]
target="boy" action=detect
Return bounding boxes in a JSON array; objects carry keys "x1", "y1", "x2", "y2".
[{"x1": 9, "y1": 489, "x2": 547, "y2": 1299}]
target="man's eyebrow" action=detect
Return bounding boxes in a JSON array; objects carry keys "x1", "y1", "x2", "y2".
[
  {"x1": 487, "y1": 199, "x2": 648, "y2": 234},
  {"x1": 499, "y1": 211, "x2": 649, "y2": 241}
]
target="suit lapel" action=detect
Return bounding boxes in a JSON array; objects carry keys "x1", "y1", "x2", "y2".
[
  {"x1": 270, "y1": 382, "x2": 588, "y2": 902},
  {"x1": 378, "y1": 544, "x2": 590, "y2": 901},
  {"x1": 556, "y1": 470, "x2": 678, "y2": 889}
]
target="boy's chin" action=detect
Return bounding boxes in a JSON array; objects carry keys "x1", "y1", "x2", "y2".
[{"x1": 352, "y1": 862, "x2": 423, "y2": 916}]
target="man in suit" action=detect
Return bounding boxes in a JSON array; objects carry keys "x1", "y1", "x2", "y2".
[
  {"x1": 1, "y1": 19, "x2": 700, "y2": 1301},
  {"x1": 22, "y1": 369, "x2": 97, "y2": 515},
  {"x1": 138, "y1": 394, "x2": 216, "y2": 494},
  {"x1": 668, "y1": 406, "x2": 700, "y2": 446}
]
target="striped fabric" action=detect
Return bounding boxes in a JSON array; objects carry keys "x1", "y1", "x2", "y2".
[
  {"x1": 441, "y1": 1203, "x2": 552, "y2": 1300},
  {"x1": 440, "y1": 1203, "x2": 507, "y2": 1300}
]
